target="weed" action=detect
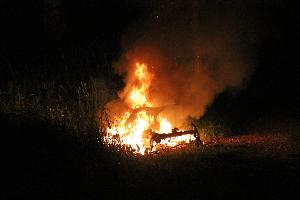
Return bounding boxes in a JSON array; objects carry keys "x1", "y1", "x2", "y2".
[{"x1": 0, "y1": 78, "x2": 111, "y2": 136}]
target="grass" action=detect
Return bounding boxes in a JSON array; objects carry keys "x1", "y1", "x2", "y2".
[
  {"x1": 0, "y1": 73, "x2": 231, "y2": 150},
  {"x1": 1, "y1": 65, "x2": 299, "y2": 199},
  {"x1": 3, "y1": 112, "x2": 299, "y2": 199},
  {"x1": 2, "y1": 102, "x2": 300, "y2": 200},
  {"x1": 195, "y1": 118, "x2": 225, "y2": 143},
  {"x1": 0, "y1": 77, "x2": 112, "y2": 137}
]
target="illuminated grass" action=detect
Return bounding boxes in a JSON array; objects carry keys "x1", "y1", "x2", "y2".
[{"x1": 0, "y1": 78, "x2": 111, "y2": 135}]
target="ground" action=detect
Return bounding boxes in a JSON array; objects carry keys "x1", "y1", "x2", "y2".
[{"x1": 1, "y1": 114, "x2": 299, "y2": 200}]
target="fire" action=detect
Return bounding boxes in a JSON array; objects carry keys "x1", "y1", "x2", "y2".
[
  {"x1": 159, "y1": 117, "x2": 172, "y2": 133},
  {"x1": 104, "y1": 62, "x2": 195, "y2": 155},
  {"x1": 129, "y1": 63, "x2": 152, "y2": 108}
]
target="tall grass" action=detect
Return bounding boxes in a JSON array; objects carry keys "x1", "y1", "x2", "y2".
[
  {"x1": 0, "y1": 68, "x2": 229, "y2": 150},
  {"x1": 0, "y1": 77, "x2": 111, "y2": 137},
  {"x1": 194, "y1": 118, "x2": 227, "y2": 143}
]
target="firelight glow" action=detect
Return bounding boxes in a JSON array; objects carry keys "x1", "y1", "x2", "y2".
[{"x1": 104, "y1": 62, "x2": 195, "y2": 155}]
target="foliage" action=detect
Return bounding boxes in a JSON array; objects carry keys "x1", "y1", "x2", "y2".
[
  {"x1": 0, "y1": 77, "x2": 111, "y2": 136},
  {"x1": 194, "y1": 118, "x2": 227, "y2": 143}
]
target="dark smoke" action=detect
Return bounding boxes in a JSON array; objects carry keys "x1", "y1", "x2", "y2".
[{"x1": 109, "y1": 1, "x2": 256, "y2": 128}]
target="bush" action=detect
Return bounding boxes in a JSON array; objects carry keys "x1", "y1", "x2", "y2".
[
  {"x1": 0, "y1": 77, "x2": 111, "y2": 136},
  {"x1": 195, "y1": 118, "x2": 227, "y2": 143}
]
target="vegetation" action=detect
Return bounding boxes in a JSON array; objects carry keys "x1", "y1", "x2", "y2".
[
  {"x1": 2, "y1": 112, "x2": 299, "y2": 199},
  {"x1": 0, "y1": 70, "x2": 229, "y2": 145},
  {"x1": 0, "y1": 77, "x2": 111, "y2": 136},
  {"x1": 1, "y1": 67, "x2": 299, "y2": 200}
]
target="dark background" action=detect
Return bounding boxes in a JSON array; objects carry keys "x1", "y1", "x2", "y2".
[{"x1": 0, "y1": 0, "x2": 298, "y2": 116}]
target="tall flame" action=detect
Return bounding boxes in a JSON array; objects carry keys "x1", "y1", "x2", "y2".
[
  {"x1": 105, "y1": 62, "x2": 194, "y2": 154},
  {"x1": 129, "y1": 63, "x2": 152, "y2": 108}
]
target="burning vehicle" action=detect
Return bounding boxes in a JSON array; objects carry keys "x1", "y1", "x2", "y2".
[
  {"x1": 97, "y1": 3, "x2": 253, "y2": 155},
  {"x1": 101, "y1": 63, "x2": 202, "y2": 155}
]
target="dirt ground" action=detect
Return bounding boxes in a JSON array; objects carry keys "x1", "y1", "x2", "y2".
[{"x1": 1, "y1": 115, "x2": 299, "y2": 200}]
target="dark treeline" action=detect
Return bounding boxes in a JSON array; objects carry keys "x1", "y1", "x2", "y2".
[
  {"x1": 0, "y1": 0, "x2": 145, "y2": 80},
  {"x1": 0, "y1": 0, "x2": 298, "y2": 124}
]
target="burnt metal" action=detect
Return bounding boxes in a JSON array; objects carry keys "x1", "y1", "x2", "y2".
[{"x1": 149, "y1": 123, "x2": 202, "y2": 149}]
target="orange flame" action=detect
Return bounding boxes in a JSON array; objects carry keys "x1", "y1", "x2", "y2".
[{"x1": 105, "y1": 62, "x2": 194, "y2": 154}]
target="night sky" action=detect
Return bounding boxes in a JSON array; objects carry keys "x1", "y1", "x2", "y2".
[{"x1": 0, "y1": 0, "x2": 298, "y2": 107}]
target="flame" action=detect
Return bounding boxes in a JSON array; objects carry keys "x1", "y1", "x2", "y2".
[
  {"x1": 129, "y1": 63, "x2": 152, "y2": 108},
  {"x1": 105, "y1": 62, "x2": 195, "y2": 154},
  {"x1": 159, "y1": 117, "x2": 172, "y2": 133}
]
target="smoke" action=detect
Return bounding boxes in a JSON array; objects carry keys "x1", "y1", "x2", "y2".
[{"x1": 107, "y1": 1, "x2": 255, "y2": 129}]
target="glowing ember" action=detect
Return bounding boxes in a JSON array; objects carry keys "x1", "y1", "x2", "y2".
[{"x1": 104, "y1": 62, "x2": 195, "y2": 155}]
